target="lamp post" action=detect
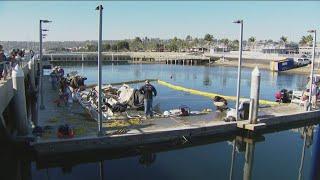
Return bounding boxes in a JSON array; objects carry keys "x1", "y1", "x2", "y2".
[
  {"x1": 96, "y1": 5, "x2": 103, "y2": 135},
  {"x1": 39, "y1": 19, "x2": 51, "y2": 110},
  {"x1": 233, "y1": 20, "x2": 243, "y2": 120},
  {"x1": 307, "y1": 30, "x2": 316, "y2": 111}
]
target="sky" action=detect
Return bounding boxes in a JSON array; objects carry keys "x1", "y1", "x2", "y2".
[{"x1": 0, "y1": 1, "x2": 319, "y2": 42}]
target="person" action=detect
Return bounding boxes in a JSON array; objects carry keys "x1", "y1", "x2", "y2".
[
  {"x1": 139, "y1": 80, "x2": 157, "y2": 119},
  {"x1": 311, "y1": 81, "x2": 319, "y2": 109},
  {"x1": 56, "y1": 77, "x2": 69, "y2": 106},
  {"x1": 50, "y1": 68, "x2": 58, "y2": 90},
  {"x1": 8, "y1": 50, "x2": 17, "y2": 68},
  {"x1": 57, "y1": 66, "x2": 64, "y2": 78},
  {"x1": 70, "y1": 75, "x2": 86, "y2": 92},
  {"x1": 30, "y1": 50, "x2": 35, "y2": 58},
  {"x1": 0, "y1": 49, "x2": 5, "y2": 80}
]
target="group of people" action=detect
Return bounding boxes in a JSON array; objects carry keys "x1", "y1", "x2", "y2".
[
  {"x1": 0, "y1": 44, "x2": 29, "y2": 80},
  {"x1": 50, "y1": 66, "x2": 69, "y2": 106},
  {"x1": 50, "y1": 67, "x2": 88, "y2": 107}
]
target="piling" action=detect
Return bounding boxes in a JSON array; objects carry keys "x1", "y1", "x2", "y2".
[
  {"x1": 249, "y1": 66, "x2": 261, "y2": 124},
  {"x1": 12, "y1": 65, "x2": 28, "y2": 136}
]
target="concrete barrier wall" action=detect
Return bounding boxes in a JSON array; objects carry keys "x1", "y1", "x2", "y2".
[
  {"x1": 0, "y1": 59, "x2": 34, "y2": 114},
  {"x1": 0, "y1": 78, "x2": 14, "y2": 113}
]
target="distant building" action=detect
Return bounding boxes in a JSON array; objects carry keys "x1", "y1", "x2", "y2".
[
  {"x1": 209, "y1": 46, "x2": 230, "y2": 54},
  {"x1": 299, "y1": 46, "x2": 320, "y2": 57},
  {"x1": 189, "y1": 47, "x2": 208, "y2": 53}
]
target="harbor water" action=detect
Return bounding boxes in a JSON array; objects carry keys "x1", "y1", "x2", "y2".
[{"x1": 1, "y1": 63, "x2": 318, "y2": 180}]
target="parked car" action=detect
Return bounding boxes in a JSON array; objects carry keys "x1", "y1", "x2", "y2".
[{"x1": 295, "y1": 58, "x2": 311, "y2": 66}]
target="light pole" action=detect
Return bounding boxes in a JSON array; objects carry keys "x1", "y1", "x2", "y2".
[
  {"x1": 307, "y1": 30, "x2": 316, "y2": 111},
  {"x1": 233, "y1": 20, "x2": 243, "y2": 120},
  {"x1": 96, "y1": 5, "x2": 103, "y2": 135},
  {"x1": 39, "y1": 19, "x2": 51, "y2": 110}
]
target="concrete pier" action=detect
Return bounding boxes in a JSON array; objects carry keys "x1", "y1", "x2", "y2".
[{"x1": 12, "y1": 65, "x2": 28, "y2": 136}]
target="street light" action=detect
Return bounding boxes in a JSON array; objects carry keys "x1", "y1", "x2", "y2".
[
  {"x1": 39, "y1": 19, "x2": 52, "y2": 110},
  {"x1": 233, "y1": 19, "x2": 243, "y2": 120},
  {"x1": 96, "y1": 5, "x2": 104, "y2": 135},
  {"x1": 307, "y1": 29, "x2": 316, "y2": 111}
]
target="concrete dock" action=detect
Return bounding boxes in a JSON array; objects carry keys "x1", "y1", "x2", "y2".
[{"x1": 31, "y1": 75, "x2": 320, "y2": 156}]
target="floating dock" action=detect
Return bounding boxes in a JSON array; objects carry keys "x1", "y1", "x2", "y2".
[{"x1": 31, "y1": 75, "x2": 320, "y2": 157}]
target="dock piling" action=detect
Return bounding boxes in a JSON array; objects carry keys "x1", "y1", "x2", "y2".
[
  {"x1": 249, "y1": 66, "x2": 260, "y2": 124},
  {"x1": 12, "y1": 65, "x2": 29, "y2": 136}
]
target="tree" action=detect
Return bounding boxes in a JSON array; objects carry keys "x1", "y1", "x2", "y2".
[
  {"x1": 116, "y1": 41, "x2": 130, "y2": 51},
  {"x1": 220, "y1": 38, "x2": 230, "y2": 46},
  {"x1": 85, "y1": 44, "x2": 97, "y2": 52},
  {"x1": 167, "y1": 37, "x2": 179, "y2": 52},
  {"x1": 248, "y1": 36, "x2": 256, "y2": 50},
  {"x1": 230, "y1": 39, "x2": 239, "y2": 50},
  {"x1": 134, "y1": 37, "x2": 142, "y2": 43},
  {"x1": 280, "y1": 36, "x2": 288, "y2": 45},
  {"x1": 185, "y1": 35, "x2": 192, "y2": 42},
  {"x1": 130, "y1": 37, "x2": 143, "y2": 51},
  {"x1": 248, "y1": 37, "x2": 256, "y2": 44},
  {"x1": 299, "y1": 35, "x2": 313, "y2": 46},
  {"x1": 103, "y1": 43, "x2": 111, "y2": 51},
  {"x1": 204, "y1": 34, "x2": 213, "y2": 42}
]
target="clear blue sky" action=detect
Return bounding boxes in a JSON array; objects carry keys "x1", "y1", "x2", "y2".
[{"x1": 0, "y1": 1, "x2": 319, "y2": 42}]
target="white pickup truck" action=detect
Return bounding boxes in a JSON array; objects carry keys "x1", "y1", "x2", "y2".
[{"x1": 295, "y1": 58, "x2": 311, "y2": 66}]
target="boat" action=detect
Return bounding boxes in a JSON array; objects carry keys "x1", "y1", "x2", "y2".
[
  {"x1": 66, "y1": 72, "x2": 214, "y2": 122},
  {"x1": 269, "y1": 58, "x2": 295, "y2": 72}
]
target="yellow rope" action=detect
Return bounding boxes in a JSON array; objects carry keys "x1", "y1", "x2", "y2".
[{"x1": 157, "y1": 80, "x2": 278, "y2": 105}]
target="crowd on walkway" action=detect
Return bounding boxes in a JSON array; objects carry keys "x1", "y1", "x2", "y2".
[{"x1": 0, "y1": 44, "x2": 34, "y2": 80}]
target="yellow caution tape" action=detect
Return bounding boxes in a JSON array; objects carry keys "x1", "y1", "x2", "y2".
[{"x1": 157, "y1": 80, "x2": 278, "y2": 106}]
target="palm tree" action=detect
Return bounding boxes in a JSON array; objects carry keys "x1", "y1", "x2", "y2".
[
  {"x1": 248, "y1": 36, "x2": 256, "y2": 50},
  {"x1": 280, "y1": 36, "x2": 288, "y2": 46},
  {"x1": 204, "y1": 34, "x2": 213, "y2": 42},
  {"x1": 220, "y1": 38, "x2": 230, "y2": 46},
  {"x1": 299, "y1": 35, "x2": 313, "y2": 46},
  {"x1": 204, "y1": 34, "x2": 214, "y2": 48}
]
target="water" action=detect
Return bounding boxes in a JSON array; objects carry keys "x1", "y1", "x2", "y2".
[{"x1": 2, "y1": 63, "x2": 318, "y2": 180}]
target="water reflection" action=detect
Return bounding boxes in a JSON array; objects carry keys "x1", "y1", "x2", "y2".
[
  {"x1": 1, "y1": 125, "x2": 319, "y2": 180},
  {"x1": 203, "y1": 67, "x2": 212, "y2": 86},
  {"x1": 243, "y1": 142, "x2": 255, "y2": 180},
  {"x1": 139, "y1": 152, "x2": 156, "y2": 167},
  {"x1": 311, "y1": 125, "x2": 320, "y2": 180}
]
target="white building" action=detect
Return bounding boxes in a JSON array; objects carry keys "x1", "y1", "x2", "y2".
[{"x1": 299, "y1": 46, "x2": 320, "y2": 57}]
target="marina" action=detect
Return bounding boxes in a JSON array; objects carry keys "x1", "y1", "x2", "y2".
[
  {"x1": 1, "y1": 1, "x2": 320, "y2": 180},
  {"x1": 24, "y1": 62, "x2": 320, "y2": 157}
]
